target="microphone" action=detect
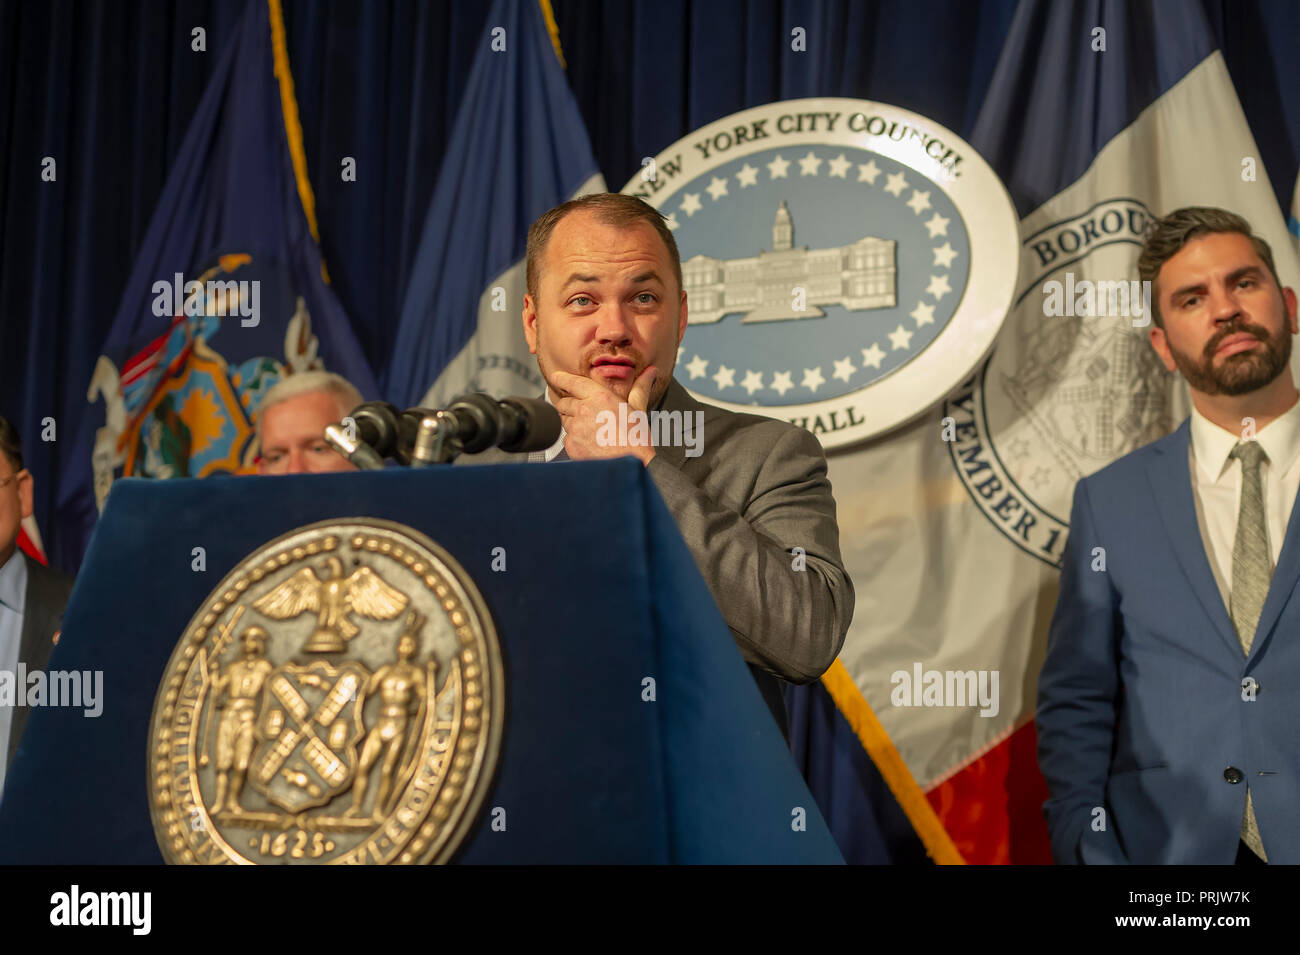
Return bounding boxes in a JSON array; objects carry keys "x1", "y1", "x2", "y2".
[
  {"x1": 322, "y1": 423, "x2": 385, "y2": 470},
  {"x1": 399, "y1": 394, "x2": 561, "y2": 463},
  {"x1": 347, "y1": 401, "x2": 402, "y2": 457},
  {"x1": 495, "y1": 396, "x2": 562, "y2": 453},
  {"x1": 322, "y1": 401, "x2": 399, "y2": 470}
]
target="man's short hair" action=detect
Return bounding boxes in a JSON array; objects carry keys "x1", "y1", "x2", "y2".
[
  {"x1": 255, "y1": 370, "x2": 363, "y2": 443},
  {"x1": 1138, "y1": 207, "x2": 1283, "y2": 328},
  {"x1": 524, "y1": 193, "x2": 682, "y2": 299},
  {"x1": 0, "y1": 415, "x2": 22, "y2": 473}
]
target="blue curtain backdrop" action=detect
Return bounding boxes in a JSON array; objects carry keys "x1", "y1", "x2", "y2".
[{"x1": 4, "y1": 0, "x2": 1300, "y2": 574}]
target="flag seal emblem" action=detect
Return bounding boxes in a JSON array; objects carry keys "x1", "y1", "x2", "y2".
[
  {"x1": 943, "y1": 198, "x2": 1173, "y2": 566},
  {"x1": 623, "y1": 97, "x2": 1019, "y2": 448},
  {"x1": 148, "y1": 519, "x2": 504, "y2": 864}
]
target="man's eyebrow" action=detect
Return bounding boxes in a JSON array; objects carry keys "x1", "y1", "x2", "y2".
[
  {"x1": 1226, "y1": 264, "x2": 1265, "y2": 285},
  {"x1": 560, "y1": 273, "x2": 599, "y2": 289},
  {"x1": 631, "y1": 270, "x2": 664, "y2": 285},
  {"x1": 1168, "y1": 265, "x2": 1266, "y2": 302},
  {"x1": 1168, "y1": 280, "x2": 1206, "y2": 302}
]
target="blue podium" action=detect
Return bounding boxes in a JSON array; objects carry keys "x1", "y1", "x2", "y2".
[{"x1": 0, "y1": 459, "x2": 841, "y2": 863}]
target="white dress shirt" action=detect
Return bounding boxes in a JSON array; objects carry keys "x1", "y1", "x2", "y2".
[
  {"x1": 538, "y1": 388, "x2": 566, "y2": 462},
  {"x1": 1188, "y1": 396, "x2": 1300, "y2": 611}
]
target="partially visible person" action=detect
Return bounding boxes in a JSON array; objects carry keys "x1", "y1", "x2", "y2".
[
  {"x1": 0, "y1": 415, "x2": 74, "y2": 793},
  {"x1": 255, "y1": 370, "x2": 363, "y2": 475}
]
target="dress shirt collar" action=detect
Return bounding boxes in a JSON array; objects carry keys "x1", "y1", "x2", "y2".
[
  {"x1": 0, "y1": 550, "x2": 27, "y2": 615},
  {"x1": 541, "y1": 387, "x2": 566, "y2": 462},
  {"x1": 1190, "y1": 393, "x2": 1300, "y2": 483}
]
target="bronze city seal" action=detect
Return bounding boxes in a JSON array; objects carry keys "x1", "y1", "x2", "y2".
[{"x1": 148, "y1": 519, "x2": 503, "y2": 864}]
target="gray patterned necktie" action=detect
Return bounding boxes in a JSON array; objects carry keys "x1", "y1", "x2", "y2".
[
  {"x1": 529, "y1": 445, "x2": 569, "y2": 463},
  {"x1": 1228, "y1": 439, "x2": 1269, "y2": 861}
]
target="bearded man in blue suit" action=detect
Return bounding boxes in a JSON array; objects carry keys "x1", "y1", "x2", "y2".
[{"x1": 1038, "y1": 207, "x2": 1300, "y2": 865}]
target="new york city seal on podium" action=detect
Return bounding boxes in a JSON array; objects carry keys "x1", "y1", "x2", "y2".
[{"x1": 147, "y1": 519, "x2": 503, "y2": 864}]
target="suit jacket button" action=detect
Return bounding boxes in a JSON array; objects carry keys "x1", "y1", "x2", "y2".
[{"x1": 1224, "y1": 767, "x2": 1244, "y2": 784}]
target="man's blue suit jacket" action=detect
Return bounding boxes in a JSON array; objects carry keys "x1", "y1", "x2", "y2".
[{"x1": 1038, "y1": 418, "x2": 1300, "y2": 864}]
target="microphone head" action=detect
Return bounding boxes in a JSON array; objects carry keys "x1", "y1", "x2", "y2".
[
  {"x1": 497, "y1": 396, "x2": 561, "y2": 453},
  {"x1": 447, "y1": 393, "x2": 501, "y2": 453},
  {"x1": 348, "y1": 401, "x2": 401, "y2": 457}
]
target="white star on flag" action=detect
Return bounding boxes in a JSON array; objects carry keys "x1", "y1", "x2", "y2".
[
  {"x1": 932, "y1": 242, "x2": 958, "y2": 267},
  {"x1": 906, "y1": 190, "x2": 932, "y2": 215},
  {"x1": 802, "y1": 366, "x2": 826, "y2": 392},
  {"x1": 857, "y1": 160, "x2": 881, "y2": 183},
  {"x1": 706, "y1": 176, "x2": 729, "y2": 201},
  {"x1": 832, "y1": 356, "x2": 856, "y2": 382},
  {"x1": 926, "y1": 274, "x2": 952, "y2": 300},
  {"x1": 665, "y1": 213, "x2": 680, "y2": 231},
  {"x1": 888, "y1": 324, "x2": 914, "y2": 350},
  {"x1": 827, "y1": 154, "x2": 851, "y2": 178},
  {"x1": 770, "y1": 370, "x2": 794, "y2": 396},
  {"x1": 735, "y1": 163, "x2": 759, "y2": 188},
  {"x1": 686, "y1": 354, "x2": 709, "y2": 379},
  {"x1": 680, "y1": 193, "x2": 702, "y2": 217},
  {"x1": 798, "y1": 151, "x2": 823, "y2": 176},
  {"x1": 860, "y1": 343, "x2": 886, "y2": 368},
  {"x1": 884, "y1": 171, "x2": 909, "y2": 197},
  {"x1": 924, "y1": 212, "x2": 950, "y2": 237},
  {"x1": 711, "y1": 364, "x2": 736, "y2": 390},
  {"x1": 740, "y1": 370, "x2": 764, "y2": 395},
  {"x1": 911, "y1": 300, "x2": 936, "y2": 326},
  {"x1": 767, "y1": 155, "x2": 790, "y2": 179}
]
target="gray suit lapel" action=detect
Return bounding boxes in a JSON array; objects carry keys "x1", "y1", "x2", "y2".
[{"x1": 646, "y1": 379, "x2": 697, "y2": 470}]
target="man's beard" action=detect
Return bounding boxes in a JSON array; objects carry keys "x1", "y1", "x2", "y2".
[{"x1": 1166, "y1": 319, "x2": 1291, "y2": 396}]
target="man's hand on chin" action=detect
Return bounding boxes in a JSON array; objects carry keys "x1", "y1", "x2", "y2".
[{"x1": 550, "y1": 367, "x2": 658, "y2": 465}]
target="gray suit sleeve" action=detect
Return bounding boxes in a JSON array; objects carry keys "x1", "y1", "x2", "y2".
[{"x1": 645, "y1": 423, "x2": 854, "y2": 683}]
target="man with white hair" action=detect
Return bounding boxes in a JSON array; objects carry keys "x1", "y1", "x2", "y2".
[{"x1": 255, "y1": 370, "x2": 362, "y2": 475}]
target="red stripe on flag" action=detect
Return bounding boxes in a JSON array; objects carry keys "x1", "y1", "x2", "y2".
[
  {"x1": 120, "y1": 315, "x2": 186, "y2": 386},
  {"x1": 17, "y1": 527, "x2": 46, "y2": 565},
  {"x1": 925, "y1": 721, "x2": 1053, "y2": 864}
]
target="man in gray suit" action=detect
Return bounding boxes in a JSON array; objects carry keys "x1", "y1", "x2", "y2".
[
  {"x1": 0, "y1": 416, "x2": 74, "y2": 792},
  {"x1": 465, "y1": 193, "x2": 855, "y2": 737}
]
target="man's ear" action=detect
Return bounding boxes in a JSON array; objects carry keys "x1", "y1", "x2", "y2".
[
  {"x1": 1285, "y1": 286, "x2": 1298, "y2": 335},
  {"x1": 678, "y1": 289, "x2": 688, "y2": 342},
  {"x1": 523, "y1": 293, "x2": 539, "y2": 355},
  {"x1": 1149, "y1": 325, "x2": 1177, "y2": 373},
  {"x1": 17, "y1": 469, "x2": 33, "y2": 521}
]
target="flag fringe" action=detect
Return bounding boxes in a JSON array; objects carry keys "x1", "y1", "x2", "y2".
[
  {"x1": 538, "y1": 0, "x2": 566, "y2": 69},
  {"x1": 821, "y1": 660, "x2": 965, "y2": 864},
  {"x1": 267, "y1": 0, "x2": 328, "y2": 286}
]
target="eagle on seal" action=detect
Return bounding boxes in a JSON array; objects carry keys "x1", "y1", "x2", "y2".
[{"x1": 254, "y1": 556, "x2": 408, "y2": 652}]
